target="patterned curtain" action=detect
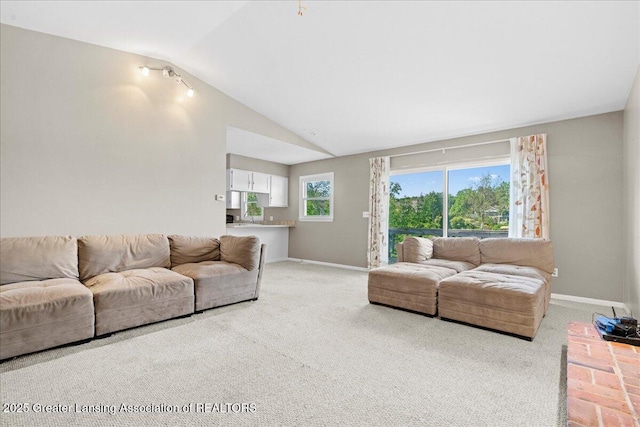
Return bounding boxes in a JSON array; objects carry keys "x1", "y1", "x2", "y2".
[
  {"x1": 368, "y1": 157, "x2": 390, "y2": 269},
  {"x1": 509, "y1": 134, "x2": 550, "y2": 239}
]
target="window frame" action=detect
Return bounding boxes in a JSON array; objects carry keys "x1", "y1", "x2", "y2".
[
  {"x1": 299, "y1": 172, "x2": 334, "y2": 222},
  {"x1": 241, "y1": 192, "x2": 264, "y2": 221}
]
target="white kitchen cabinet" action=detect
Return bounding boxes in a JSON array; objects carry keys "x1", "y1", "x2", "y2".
[
  {"x1": 252, "y1": 171, "x2": 271, "y2": 194},
  {"x1": 226, "y1": 191, "x2": 241, "y2": 209},
  {"x1": 226, "y1": 169, "x2": 270, "y2": 194},
  {"x1": 257, "y1": 175, "x2": 288, "y2": 207},
  {"x1": 227, "y1": 169, "x2": 252, "y2": 192}
]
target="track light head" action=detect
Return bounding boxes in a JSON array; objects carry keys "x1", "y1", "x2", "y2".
[{"x1": 139, "y1": 65, "x2": 194, "y2": 98}]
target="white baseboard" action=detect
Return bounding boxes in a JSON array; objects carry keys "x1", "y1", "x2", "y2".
[
  {"x1": 551, "y1": 293, "x2": 628, "y2": 311},
  {"x1": 276, "y1": 262, "x2": 631, "y2": 311},
  {"x1": 286, "y1": 258, "x2": 369, "y2": 272},
  {"x1": 265, "y1": 258, "x2": 290, "y2": 264}
]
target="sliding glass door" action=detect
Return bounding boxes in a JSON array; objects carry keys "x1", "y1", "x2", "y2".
[{"x1": 389, "y1": 161, "x2": 509, "y2": 263}]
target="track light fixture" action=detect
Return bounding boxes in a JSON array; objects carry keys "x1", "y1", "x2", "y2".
[{"x1": 139, "y1": 65, "x2": 194, "y2": 97}]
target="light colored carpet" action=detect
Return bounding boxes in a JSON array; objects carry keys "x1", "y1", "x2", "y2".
[{"x1": 0, "y1": 261, "x2": 611, "y2": 426}]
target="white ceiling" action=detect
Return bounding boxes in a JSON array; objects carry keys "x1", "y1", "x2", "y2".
[
  {"x1": 227, "y1": 126, "x2": 332, "y2": 165},
  {"x1": 2, "y1": 1, "x2": 639, "y2": 163}
]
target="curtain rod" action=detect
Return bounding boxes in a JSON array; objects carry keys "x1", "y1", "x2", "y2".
[{"x1": 389, "y1": 138, "x2": 510, "y2": 159}]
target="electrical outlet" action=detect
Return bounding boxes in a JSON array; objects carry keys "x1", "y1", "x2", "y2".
[
  {"x1": 552, "y1": 268, "x2": 558, "y2": 277},
  {"x1": 269, "y1": 216, "x2": 274, "y2": 221},
  {"x1": 363, "y1": 211, "x2": 370, "y2": 218}
]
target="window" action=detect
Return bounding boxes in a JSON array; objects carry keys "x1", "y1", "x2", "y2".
[
  {"x1": 389, "y1": 160, "x2": 509, "y2": 262},
  {"x1": 241, "y1": 192, "x2": 263, "y2": 221},
  {"x1": 299, "y1": 172, "x2": 334, "y2": 221},
  {"x1": 447, "y1": 164, "x2": 510, "y2": 235}
]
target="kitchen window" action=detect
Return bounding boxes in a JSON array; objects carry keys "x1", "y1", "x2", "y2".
[{"x1": 241, "y1": 192, "x2": 263, "y2": 221}]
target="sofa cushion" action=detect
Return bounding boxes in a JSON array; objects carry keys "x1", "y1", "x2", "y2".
[
  {"x1": 402, "y1": 236, "x2": 433, "y2": 263},
  {"x1": 84, "y1": 267, "x2": 194, "y2": 336},
  {"x1": 0, "y1": 278, "x2": 94, "y2": 360},
  {"x1": 219, "y1": 235, "x2": 261, "y2": 271},
  {"x1": 418, "y1": 258, "x2": 476, "y2": 273},
  {"x1": 168, "y1": 235, "x2": 220, "y2": 268},
  {"x1": 1, "y1": 236, "x2": 79, "y2": 285},
  {"x1": 172, "y1": 261, "x2": 259, "y2": 311},
  {"x1": 479, "y1": 238, "x2": 554, "y2": 274},
  {"x1": 474, "y1": 263, "x2": 552, "y2": 314},
  {"x1": 474, "y1": 263, "x2": 549, "y2": 282},
  {"x1": 439, "y1": 270, "x2": 544, "y2": 312},
  {"x1": 78, "y1": 234, "x2": 171, "y2": 281},
  {"x1": 368, "y1": 262, "x2": 456, "y2": 315},
  {"x1": 431, "y1": 237, "x2": 480, "y2": 266},
  {"x1": 438, "y1": 270, "x2": 545, "y2": 339}
]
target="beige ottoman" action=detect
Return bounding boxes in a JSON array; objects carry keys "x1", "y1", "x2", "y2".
[
  {"x1": 368, "y1": 262, "x2": 457, "y2": 316},
  {"x1": 439, "y1": 270, "x2": 545, "y2": 340}
]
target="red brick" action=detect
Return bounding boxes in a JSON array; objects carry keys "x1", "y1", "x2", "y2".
[
  {"x1": 569, "y1": 342, "x2": 590, "y2": 353},
  {"x1": 569, "y1": 364, "x2": 595, "y2": 383},
  {"x1": 628, "y1": 393, "x2": 640, "y2": 415},
  {"x1": 610, "y1": 344, "x2": 638, "y2": 356},
  {"x1": 568, "y1": 388, "x2": 631, "y2": 414},
  {"x1": 588, "y1": 347, "x2": 615, "y2": 362},
  {"x1": 592, "y1": 370, "x2": 622, "y2": 390},
  {"x1": 569, "y1": 357, "x2": 616, "y2": 374},
  {"x1": 614, "y1": 354, "x2": 640, "y2": 366},
  {"x1": 570, "y1": 336, "x2": 609, "y2": 348},
  {"x1": 623, "y1": 376, "x2": 640, "y2": 388},
  {"x1": 567, "y1": 397, "x2": 600, "y2": 426},
  {"x1": 600, "y1": 407, "x2": 637, "y2": 427},
  {"x1": 569, "y1": 322, "x2": 589, "y2": 334},
  {"x1": 617, "y1": 362, "x2": 640, "y2": 378},
  {"x1": 568, "y1": 378, "x2": 626, "y2": 400},
  {"x1": 569, "y1": 350, "x2": 593, "y2": 362},
  {"x1": 624, "y1": 384, "x2": 640, "y2": 397}
]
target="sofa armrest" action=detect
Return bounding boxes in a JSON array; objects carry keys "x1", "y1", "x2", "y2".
[
  {"x1": 220, "y1": 235, "x2": 261, "y2": 271},
  {"x1": 254, "y1": 244, "x2": 267, "y2": 299},
  {"x1": 396, "y1": 242, "x2": 404, "y2": 262}
]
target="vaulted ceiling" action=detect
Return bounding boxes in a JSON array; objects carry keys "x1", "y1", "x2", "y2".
[{"x1": 2, "y1": 1, "x2": 639, "y2": 162}]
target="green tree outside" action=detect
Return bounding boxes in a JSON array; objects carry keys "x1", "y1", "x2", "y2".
[{"x1": 305, "y1": 180, "x2": 331, "y2": 216}]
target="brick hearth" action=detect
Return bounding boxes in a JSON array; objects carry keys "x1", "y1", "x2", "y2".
[{"x1": 567, "y1": 321, "x2": 640, "y2": 426}]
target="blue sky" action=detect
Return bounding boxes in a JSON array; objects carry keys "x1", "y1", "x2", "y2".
[{"x1": 391, "y1": 164, "x2": 510, "y2": 197}]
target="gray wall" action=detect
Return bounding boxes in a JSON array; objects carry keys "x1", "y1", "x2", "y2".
[
  {"x1": 288, "y1": 112, "x2": 625, "y2": 302},
  {"x1": 623, "y1": 66, "x2": 640, "y2": 315},
  {"x1": 0, "y1": 24, "x2": 308, "y2": 238},
  {"x1": 227, "y1": 153, "x2": 289, "y2": 177}
]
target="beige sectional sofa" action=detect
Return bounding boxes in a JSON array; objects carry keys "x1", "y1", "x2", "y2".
[
  {"x1": 0, "y1": 233, "x2": 265, "y2": 360},
  {"x1": 0, "y1": 236, "x2": 95, "y2": 361},
  {"x1": 368, "y1": 237, "x2": 554, "y2": 339}
]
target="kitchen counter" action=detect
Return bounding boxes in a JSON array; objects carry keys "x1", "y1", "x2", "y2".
[
  {"x1": 225, "y1": 222, "x2": 293, "y2": 262},
  {"x1": 226, "y1": 224, "x2": 291, "y2": 228}
]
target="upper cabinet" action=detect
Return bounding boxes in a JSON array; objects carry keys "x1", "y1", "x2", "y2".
[
  {"x1": 252, "y1": 171, "x2": 270, "y2": 194},
  {"x1": 257, "y1": 175, "x2": 288, "y2": 207},
  {"x1": 227, "y1": 169, "x2": 270, "y2": 194}
]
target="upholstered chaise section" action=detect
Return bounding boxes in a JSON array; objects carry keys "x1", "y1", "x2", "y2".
[
  {"x1": 79, "y1": 234, "x2": 194, "y2": 336},
  {"x1": 0, "y1": 236, "x2": 94, "y2": 360},
  {"x1": 478, "y1": 238, "x2": 554, "y2": 312},
  {"x1": 170, "y1": 235, "x2": 265, "y2": 312},
  {"x1": 438, "y1": 270, "x2": 545, "y2": 339},
  {"x1": 368, "y1": 262, "x2": 456, "y2": 315},
  {"x1": 438, "y1": 238, "x2": 553, "y2": 339}
]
